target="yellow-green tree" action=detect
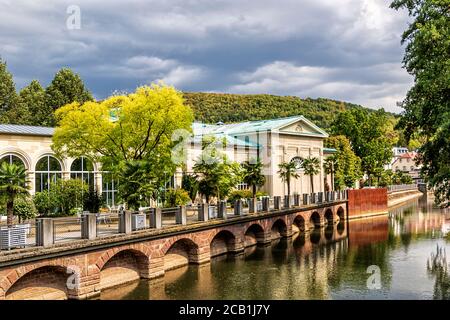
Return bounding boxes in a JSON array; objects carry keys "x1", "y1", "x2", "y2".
[{"x1": 52, "y1": 84, "x2": 194, "y2": 208}]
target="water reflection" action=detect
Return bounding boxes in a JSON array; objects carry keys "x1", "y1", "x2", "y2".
[{"x1": 100, "y1": 196, "x2": 450, "y2": 300}]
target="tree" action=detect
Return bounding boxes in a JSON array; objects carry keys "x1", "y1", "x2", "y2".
[
  {"x1": 391, "y1": 0, "x2": 450, "y2": 206},
  {"x1": 193, "y1": 137, "x2": 243, "y2": 202},
  {"x1": 19, "y1": 80, "x2": 53, "y2": 126},
  {"x1": 302, "y1": 157, "x2": 320, "y2": 194},
  {"x1": 83, "y1": 185, "x2": 104, "y2": 213},
  {"x1": 52, "y1": 84, "x2": 194, "y2": 208},
  {"x1": 182, "y1": 173, "x2": 199, "y2": 202},
  {"x1": 0, "y1": 162, "x2": 30, "y2": 225},
  {"x1": 193, "y1": 156, "x2": 243, "y2": 203},
  {"x1": 325, "y1": 136, "x2": 362, "y2": 189},
  {"x1": 331, "y1": 109, "x2": 393, "y2": 183},
  {"x1": 46, "y1": 68, "x2": 93, "y2": 126},
  {"x1": 242, "y1": 159, "x2": 266, "y2": 198},
  {"x1": 0, "y1": 58, "x2": 27, "y2": 124},
  {"x1": 49, "y1": 179, "x2": 87, "y2": 215},
  {"x1": 278, "y1": 161, "x2": 300, "y2": 196},
  {"x1": 323, "y1": 157, "x2": 337, "y2": 191}
]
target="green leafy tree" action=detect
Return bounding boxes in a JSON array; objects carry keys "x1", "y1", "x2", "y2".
[
  {"x1": 0, "y1": 58, "x2": 28, "y2": 124},
  {"x1": 242, "y1": 159, "x2": 266, "y2": 198},
  {"x1": 19, "y1": 80, "x2": 53, "y2": 126},
  {"x1": 117, "y1": 160, "x2": 156, "y2": 210},
  {"x1": 391, "y1": 0, "x2": 450, "y2": 206},
  {"x1": 302, "y1": 157, "x2": 320, "y2": 194},
  {"x1": 45, "y1": 68, "x2": 93, "y2": 126},
  {"x1": 278, "y1": 161, "x2": 300, "y2": 196},
  {"x1": 331, "y1": 109, "x2": 393, "y2": 184},
  {"x1": 194, "y1": 157, "x2": 243, "y2": 203},
  {"x1": 0, "y1": 162, "x2": 30, "y2": 225},
  {"x1": 52, "y1": 84, "x2": 194, "y2": 208},
  {"x1": 325, "y1": 136, "x2": 362, "y2": 188},
  {"x1": 193, "y1": 137, "x2": 244, "y2": 202}
]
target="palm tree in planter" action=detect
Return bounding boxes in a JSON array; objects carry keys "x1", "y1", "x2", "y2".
[
  {"x1": 302, "y1": 157, "x2": 320, "y2": 194},
  {"x1": 242, "y1": 159, "x2": 266, "y2": 199},
  {"x1": 0, "y1": 162, "x2": 30, "y2": 226},
  {"x1": 278, "y1": 161, "x2": 300, "y2": 197}
]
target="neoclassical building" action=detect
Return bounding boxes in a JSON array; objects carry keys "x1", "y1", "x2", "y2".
[{"x1": 0, "y1": 115, "x2": 335, "y2": 207}]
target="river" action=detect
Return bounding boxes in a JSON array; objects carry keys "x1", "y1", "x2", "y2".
[{"x1": 101, "y1": 196, "x2": 450, "y2": 300}]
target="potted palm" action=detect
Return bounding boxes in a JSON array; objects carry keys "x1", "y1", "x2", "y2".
[{"x1": 0, "y1": 162, "x2": 30, "y2": 249}]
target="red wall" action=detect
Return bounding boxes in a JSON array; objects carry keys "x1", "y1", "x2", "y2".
[{"x1": 347, "y1": 188, "x2": 388, "y2": 218}]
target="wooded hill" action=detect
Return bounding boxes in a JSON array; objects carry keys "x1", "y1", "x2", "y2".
[{"x1": 183, "y1": 92, "x2": 398, "y2": 130}]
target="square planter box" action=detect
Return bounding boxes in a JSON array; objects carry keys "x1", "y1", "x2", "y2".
[
  {"x1": 131, "y1": 214, "x2": 147, "y2": 231},
  {"x1": 0, "y1": 225, "x2": 28, "y2": 250}
]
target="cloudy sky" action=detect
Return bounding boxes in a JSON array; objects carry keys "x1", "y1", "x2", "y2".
[{"x1": 0, "y1": 0, "x2": 412, "y2": 113}]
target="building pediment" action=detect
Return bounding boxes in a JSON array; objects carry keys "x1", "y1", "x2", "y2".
[{"x1": 278, "y1": 118, "x2": 328, "y2": 138}]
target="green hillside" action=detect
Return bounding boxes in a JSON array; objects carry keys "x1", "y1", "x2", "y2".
[{"x1": 183, "y1": 92, "x2": 398, "y2": 130}]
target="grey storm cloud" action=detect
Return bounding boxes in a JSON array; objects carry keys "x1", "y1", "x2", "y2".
[{"x1": 0, "y1": 0, "x2": 413, "y2": 112}]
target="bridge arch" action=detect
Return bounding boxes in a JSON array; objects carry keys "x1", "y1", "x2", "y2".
[
  {"x1": 271, "y1": 219, "x2": 287, "y2": 240},
  {"x1": 210, "y1": 230, "x2": 236, "y2": 257},
  {"x1": 337, "y1": 206, "x2": 345, "y2": 221},
  {"x1": 163, "y1": 238, "x2": 200, "y2": 271},
  {"x1": 324, "y1": 208, "x2": 334, "y2": 225},
  {"x1": 5, "y1": 265, "x2": 71, "y2": 300},
  {"x1": 99, "y1": 248, "x2": 149, "y2": 290},
  {"x1": 292, "y1": 214, "x2": 306, "y2": 233},
  {"x1": 310, "y1": 211, "x2": 321, "y2": 228},
  {"x1": 244, "y1": 223, "x2": 265, "y2": 247}
]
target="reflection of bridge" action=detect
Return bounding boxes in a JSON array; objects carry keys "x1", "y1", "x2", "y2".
[{"x1": 0, "y1": 201, "x2": 346, "y2": 300}]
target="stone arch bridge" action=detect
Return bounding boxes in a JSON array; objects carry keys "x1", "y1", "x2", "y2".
[{"x1": 0, "y1": 202, "x2": 346, "y2": 300}]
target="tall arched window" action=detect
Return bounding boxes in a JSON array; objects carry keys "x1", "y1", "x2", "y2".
[
  {"x1": 70, "y1": 157, "x2": 95, "y2": 189},
  {"x1": 0, "y1": 154, "x2": 26, "y2": 168},
  {"x1": 35, "y1": 156, "x2": 62, "y2": 192}
]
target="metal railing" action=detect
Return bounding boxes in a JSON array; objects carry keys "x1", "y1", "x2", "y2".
[
  {"x1": 96, "y1": 213, "x2": 120, "y2": 236},
  {"x1": 387, "y1": 184, "x2": 419, "y2": 193},
  {"x1": 0, "y1": 189, "x2": 350, "y2": 252},
  {"x1": 53, "y1": 217, "x2": 82, "y2": 243}
]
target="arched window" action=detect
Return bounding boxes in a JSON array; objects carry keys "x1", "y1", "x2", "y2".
[
  {"x1": 0, "y1": 154, "x2": 26, "y2": 168},
  {"x1": 290, "y1": 156, "x2": 304, "y2": 171},
  {"x1": 35, "y1": 156, "x2": 62, "y2": 192},
  {"x1": 70, "y1": 157, "x2": 95, "y2": 189}
]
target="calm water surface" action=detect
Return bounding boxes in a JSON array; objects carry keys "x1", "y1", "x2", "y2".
[{"x1": 101, "y1": 196, "x2": 450, "y2": 300}]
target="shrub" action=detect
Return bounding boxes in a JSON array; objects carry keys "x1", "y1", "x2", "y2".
[
  {"x1": 13, "y1": 197, "x2": 37, "y2": 222},
  {"x1": 228, "y1": 190, "x2": 253, "y2": 203},
  {"x1": 33, "y1": 191, "x2": 54, "y2": 216},
  {"x1": 164, "y1": 188, "x2": 191, "y2": 208},
  {"x1": 33, "y1": 179, "x2": 88, "y2": 216}
]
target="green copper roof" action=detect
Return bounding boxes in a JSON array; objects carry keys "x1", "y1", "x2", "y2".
[{"x1": 192, "y1": 116, "x2": 329, "y2": 148}]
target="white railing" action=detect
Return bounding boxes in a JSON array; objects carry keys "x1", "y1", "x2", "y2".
[{"x1": 387, "y1": 184, "x2": 419, "y2": 193}]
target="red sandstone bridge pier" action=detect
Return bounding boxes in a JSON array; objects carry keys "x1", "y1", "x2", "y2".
[{"x1": 0, "y1": 189, "x2": 388, "y2": 300}]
